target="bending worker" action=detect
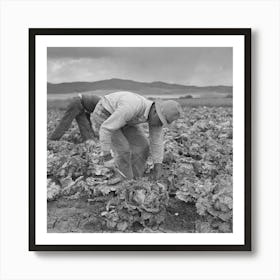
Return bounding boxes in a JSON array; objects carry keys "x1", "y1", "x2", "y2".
[
  {"x1": 50, "y1": 93, "x2": 100, "y2": 141},
  {"x1": 91, "y1": 91, "x2": 183, "y2": 180}
]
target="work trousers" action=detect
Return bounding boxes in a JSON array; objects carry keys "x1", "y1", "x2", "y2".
[
  {"x1": 91, "y1": 101, "x2": 150, "y2": 179},
  {"x1": 50, "y1": 97, "x2": 95, "y2": 141}
]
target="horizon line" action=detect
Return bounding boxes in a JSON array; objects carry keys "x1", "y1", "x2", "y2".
[{"x1": 47, "y1": 78, "x2": 233, "y2": 88}]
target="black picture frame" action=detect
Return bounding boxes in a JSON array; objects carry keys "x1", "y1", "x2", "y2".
[{"x1": 29, "y1": 28, "x2": 251, "y2": 251}]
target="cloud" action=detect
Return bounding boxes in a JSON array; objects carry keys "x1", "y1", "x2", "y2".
[{"x1": 47, "y1": 47, "x2": 232, "y2": 86}]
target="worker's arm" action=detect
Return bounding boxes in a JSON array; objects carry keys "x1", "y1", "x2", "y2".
[
  {"x1": 149, "y1": 124, "x2": 164, "y2": 163},
  {"x1": 149, "y1": 124, "x2": 164, "y2": 180}
]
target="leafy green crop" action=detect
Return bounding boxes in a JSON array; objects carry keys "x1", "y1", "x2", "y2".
[
  {"x1": 47, "y1": 106, "x2": 233, "y2": 233},
  {"x1": 101, "y1": 179, "x2": 169, "y2": 231}
]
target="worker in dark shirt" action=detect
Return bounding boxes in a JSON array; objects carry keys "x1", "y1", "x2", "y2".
[{"x1": 49, "y1": 93, "x2": 101, "y2": 141}]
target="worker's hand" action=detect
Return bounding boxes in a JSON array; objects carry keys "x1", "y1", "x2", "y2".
[
  {"x1": 153, "y1": 163, "x2": 163, "y2": 180},
  {"x1": 99, "y1": 152, "x2": 113, "y2": 165},
  {"x1": 85, "y1": 139, "x2": 96, "y2": 153}
]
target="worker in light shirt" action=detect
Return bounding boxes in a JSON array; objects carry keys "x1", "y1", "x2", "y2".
[{"x1": 91, "y1": 91, "x2": 183, "y2": 180}]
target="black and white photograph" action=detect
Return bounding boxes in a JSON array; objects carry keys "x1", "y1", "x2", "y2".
[
  {"x1": 29, "y1": 29, "x2": 251, "y2": 250},
  {"x1": 5, "y1": 0, "x2": 280, "y2": 278}
]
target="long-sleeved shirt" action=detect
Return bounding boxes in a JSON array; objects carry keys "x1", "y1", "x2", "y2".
[{"x1": 100, "y1": 91, "x2": 164, "y2": 163}]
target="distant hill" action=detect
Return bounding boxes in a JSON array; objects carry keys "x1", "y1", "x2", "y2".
[{"x1": 47, "y1": 78, "x2": 233, "y2": 97}]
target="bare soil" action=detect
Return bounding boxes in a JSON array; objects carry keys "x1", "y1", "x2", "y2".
[{"x1": 47, "y1": 196, "x2": 198, "y2": 233}]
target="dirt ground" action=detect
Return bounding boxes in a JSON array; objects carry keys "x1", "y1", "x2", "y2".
[{"x1": 47, "y1": 196, "x2": 198, "y2": 233}]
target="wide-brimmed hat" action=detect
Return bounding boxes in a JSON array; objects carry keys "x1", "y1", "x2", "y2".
[{"x1": 155, "y1": 99, "x2": 183, "y2": 126}]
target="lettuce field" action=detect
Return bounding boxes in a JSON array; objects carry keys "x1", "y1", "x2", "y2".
[{"x1": 47, "y1": 103, "x2": 233, "y2": 233}]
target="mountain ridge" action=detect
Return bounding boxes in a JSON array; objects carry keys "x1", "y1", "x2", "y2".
[{"x1": 47, "y1": 78, "x2": 233, "y2": 95}]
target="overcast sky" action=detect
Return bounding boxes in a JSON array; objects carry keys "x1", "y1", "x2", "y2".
[{"x1": 47, "y1": 47, "x2": 232, "y2": 86}]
